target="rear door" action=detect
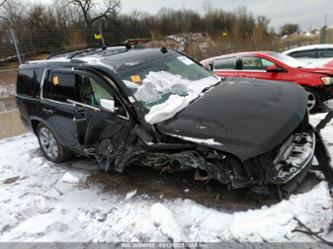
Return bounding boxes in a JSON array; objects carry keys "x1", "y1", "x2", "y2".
[
  {"x1": 212, "y1": 56, "x2": 239, "y2": 77},
  {"x1": 41, "y1": 69, "x2": 81, "y2": 150}
]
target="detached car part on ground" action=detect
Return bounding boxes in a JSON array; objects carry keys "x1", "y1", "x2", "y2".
[
  {"x1": 201, "y1": 51, "x2": 333, "y2": 112},
  {"x1": 16, "y1": 46, "x2": 333, "y2": 198}
]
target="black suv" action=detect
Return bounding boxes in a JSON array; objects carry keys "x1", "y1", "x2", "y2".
[{"x1": 16, "y1": 46, "x2": 333, "y2": 197}]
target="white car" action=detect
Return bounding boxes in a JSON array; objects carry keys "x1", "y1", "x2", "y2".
[{"x1": 283, "y1": 44, "x2": 333, "y2": 67}]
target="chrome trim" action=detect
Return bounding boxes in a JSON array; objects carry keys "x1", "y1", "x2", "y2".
[
  {"x1": 214, "y1": 69, "x2": 238, "y2": 71},
  {"x1": 239, "y1": 70, "x2": 267, "y2": 72},
  {"x1": 39, "y1": 67, "x2": 48, "y2": 99},
  {"x1": 39, "y1": 67, "x2": 130, "y2": 120},
  {"x1": 16, "y1": 95, "x2": 37, "y2": 101},
  {"x1": 67, "y1": 99, "x2": 100, "y2": 111}
]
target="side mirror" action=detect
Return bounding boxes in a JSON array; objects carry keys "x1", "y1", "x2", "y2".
[
  {"x1": 100, "y1": 99, "x2": 115, "y2": 112},
  {"x1": 266, "y1": 65, "x2": 284, "y2": 72},
  {"x1": 208, "y1": 62, "x2": 214, "y2": 71}
]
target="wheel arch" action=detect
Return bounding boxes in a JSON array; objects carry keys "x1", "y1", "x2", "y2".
[{"x1": 29, "y1": 117, "x2": 62, "y2": 143}]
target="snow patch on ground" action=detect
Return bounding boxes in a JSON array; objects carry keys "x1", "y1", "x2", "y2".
[
  {"x1": 150, "y1": 203, "x2": 186, "y2": 241},
  {"x1": 125, "y1": 190, "x2": 137, "y2": 200},
  {"x1": 0, "y1": 113, "x2": 332, "y2": 242},
  {"x1": 61, "y1": 172, "x2": 81, "y2": 184}
]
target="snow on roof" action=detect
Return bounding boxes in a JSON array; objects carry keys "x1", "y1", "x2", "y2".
[{"x1": 283, "y1": 44, "x2": 333, "y2": 54}]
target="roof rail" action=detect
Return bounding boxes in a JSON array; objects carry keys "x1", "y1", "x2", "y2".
[
  {"x1": 68, "y1": 48, "x2": 96, "y2": 59},
  {"x1": 47, "y1": 48, "x2": 90, "y2": 59},
  {"x1": 47, "y1": 44, "x2": 133, "y2": 61},
  {"x1": 109, "y1": 43, "x2": 132, "y2": 49},
  {"x1": 71, "y1": 44, "x2": 133, "y2": 59}
]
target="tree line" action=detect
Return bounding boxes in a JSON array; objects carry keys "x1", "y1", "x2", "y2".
[{"x1": 0, "y1": 0, "x2": 299, "y2": 61}]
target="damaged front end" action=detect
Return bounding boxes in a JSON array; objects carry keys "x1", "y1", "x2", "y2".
[
  {"x1": 126, "y1": 123, "x2": 333, "y2": 198},
  {"x1": 88, "y1": 51, "x2": 333, "y2": 199},
  {"x1": 91, "y1": 102, "x2": 333, "y2": 199},
  {"x1": 259, "y1": 127, "x2": 333, "y2": 198}
]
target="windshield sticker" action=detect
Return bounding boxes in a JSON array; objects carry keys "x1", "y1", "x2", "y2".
[
  {"x1": 130, "y1": 75, "x2": 142, "y2": 84},
  {"x1": 52, "y1": 76, "x2": 60, "y2": 86},
  {"x1": 177, "y1": 56, "x2": 194, "y2": 65}
]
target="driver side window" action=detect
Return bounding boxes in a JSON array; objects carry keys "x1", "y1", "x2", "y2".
[
  {"x1": 242, "y1": 56, "x2": 275, "y2": 70},
  {"x1": 76, "y1": 75, "x2": 114, "y2": 108}
]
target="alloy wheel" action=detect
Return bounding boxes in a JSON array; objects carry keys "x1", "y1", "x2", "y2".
[
  {"x1": 39, "y1": 127, "x2": 59, "y2": 161},
  {"x1": 306, "y1": 91, "x2": 316, "y2": 112}
]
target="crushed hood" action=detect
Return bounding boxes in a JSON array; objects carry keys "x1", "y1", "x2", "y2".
[{"x1": 157, "y1": 77, "x2": 308, "y2": 161}]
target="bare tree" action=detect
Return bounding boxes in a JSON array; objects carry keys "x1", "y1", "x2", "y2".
[
  {"x1": 0, "y1": 0, "x2": 9, "y2": 8},
  {"x1": 280, "y1": 23, "x2": 300, "y2": 36},
  {"x1": 0, "y1": 0, "x2": 9, "y2": 19},
  {"x1": 0, "y1": 0, "x2": 16, "y2": 20},
  {"x1": 62, "y1": 0, "x2": 121, "y2": 28}
]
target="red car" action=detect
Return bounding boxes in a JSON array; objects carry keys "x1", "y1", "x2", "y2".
[{"x1": 201, "y1": 51, "x2": 333, "y2": 111}]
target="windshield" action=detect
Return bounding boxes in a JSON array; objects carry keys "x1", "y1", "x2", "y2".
[
  {"x1": 266, "y1": 52, "x2": 306, "y2": 68},
  {"x1": 118, "y1": 53, "x2": 219, "y2": 110}
]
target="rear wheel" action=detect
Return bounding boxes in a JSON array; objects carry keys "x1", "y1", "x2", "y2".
[{"x1": 37, "y1": 124, "x2": 70, "y2": 163}]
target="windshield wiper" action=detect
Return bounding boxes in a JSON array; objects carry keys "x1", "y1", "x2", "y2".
[{"x1": 200, "y1": 79, "x2": 222, "y2": 94}]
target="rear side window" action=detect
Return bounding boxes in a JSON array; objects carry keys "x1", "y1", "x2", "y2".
[
  {"x1": 214, "y1": 57, "x2": 236, "y2": 69},
  {"x1": 43, "y1": 71, "x2": 78, "y2": 102},
  {"x1": 290, "y1": 50, "x2": 317, "y2": 58},
  {"x1": 318, "y1": 49, "x2": 333, "y2": 58},
  {"x1": 16, "y1": 69, "x2": 43, "y2": 98}
]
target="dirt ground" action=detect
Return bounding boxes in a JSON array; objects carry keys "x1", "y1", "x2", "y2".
[{"x1": 86, "y1": 160, "x2": 322, "y2": 211}]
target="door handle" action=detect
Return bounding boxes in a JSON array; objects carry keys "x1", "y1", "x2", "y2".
[
  {"x1": 73, "y1": 117, "x2": 87, "y2": 122},
  {"x1": 43, "y1": 108, "x2": 54, "y2": 114},
  {"x1": 74, "y1": 109, "x2": 87, "y2": 122}
]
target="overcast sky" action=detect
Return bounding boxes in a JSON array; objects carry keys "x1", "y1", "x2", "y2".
[{"x1": 121, "y1": 0, "x2": 332, "y2": 31}]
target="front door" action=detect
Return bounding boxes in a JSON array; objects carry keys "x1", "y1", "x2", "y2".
[
  {"x1": 71, "y1": 70, "x2": 133, "y2": 170},
  {"x1": 238, "y1": 56, "x2": 278, "y2": 80}
]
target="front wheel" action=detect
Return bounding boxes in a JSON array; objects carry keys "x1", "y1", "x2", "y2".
[
  {"x1": 37, "y1": 124, "x2": 70, "y2": 163},
  {"x1": 305, "y1": 88, "x2": 320, "y2": 113}
]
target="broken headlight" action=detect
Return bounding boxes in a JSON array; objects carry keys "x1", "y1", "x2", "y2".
[
  {"x1": 272, "y1": 132, "x2": 315, "y2": 183},
  {"x1": 321, "y1": 76, "x2": 333, "y2": 85}
]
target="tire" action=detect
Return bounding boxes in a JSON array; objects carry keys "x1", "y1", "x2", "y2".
[
  {"x1": 305, "y1": 88, "x2": 320, "y2": 113},
  {"x1": 37, "y1": 123, "x2": 70, "y2": 163}
]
